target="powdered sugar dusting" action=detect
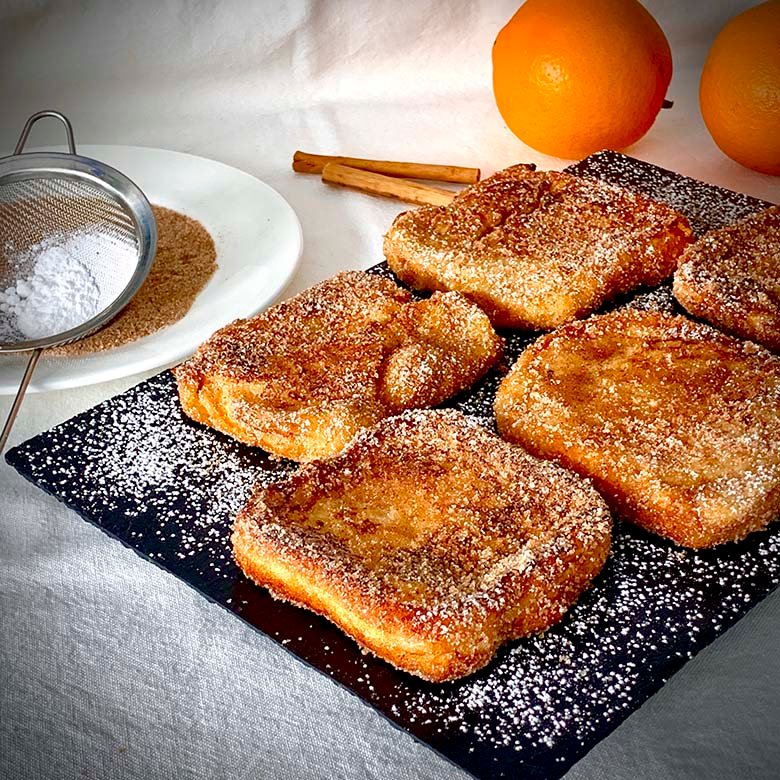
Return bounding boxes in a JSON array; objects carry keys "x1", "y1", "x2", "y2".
[
  {"x1": 384, "y1": 162, "x2": 694, "y2": 330},
  {"x1": 390, "y1": 529, "x2": 780, "y2": 759},
  {"x1": 235, "y1": 408, "x2": 611, "y2": 679},
  {"x1": 174, "y1": 271, "x2": 502, "y2": 461},
  {"x1": 573, "y1": 151, "x2": 768, "y2": 237},
  {"x1": 673, "y1": 204, "x2": 780, "y2": 351},
  {"x1": 495, "y1": 307, "x2": 780, "y2": 548}
]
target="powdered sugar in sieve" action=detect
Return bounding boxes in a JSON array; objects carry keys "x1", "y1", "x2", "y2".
[{"x1": 0, "y1": 229, "x2": 138, "y2": 342}]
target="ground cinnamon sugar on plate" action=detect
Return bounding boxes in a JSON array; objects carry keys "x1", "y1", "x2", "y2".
[{"x1": 51, "y1": 205, "x2": 217, "y2": 356}]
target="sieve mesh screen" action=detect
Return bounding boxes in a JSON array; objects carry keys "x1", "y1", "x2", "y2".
[{"x1": 0, "y1": 173, "x2": 142, "y2": 346}]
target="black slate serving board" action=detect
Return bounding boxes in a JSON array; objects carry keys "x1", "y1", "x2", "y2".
[{"x1": 7, "y1": 151, "x2": 778, "y2": 780}]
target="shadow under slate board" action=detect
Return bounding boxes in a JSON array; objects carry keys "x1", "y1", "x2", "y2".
[{"x1": 6, "y1": 151, "x2": 778, "y2": 780}]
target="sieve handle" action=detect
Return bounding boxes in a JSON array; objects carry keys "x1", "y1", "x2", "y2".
[
  {"x1": 0, "y1": 349, "x2": 41, "y2": 453},
  {"x1": 14, "y1": 111, "x2": 76, "y2": 156}
]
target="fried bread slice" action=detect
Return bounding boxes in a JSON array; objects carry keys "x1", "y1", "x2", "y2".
[
  {"x1": 384, "y1": 165, "x2": 693, "y2": 329},
  {"x1": 174, "y1": 271, "x2": 502, "y2": 461},
  {"x1": 495, "y1": 308, "x2": 780, "y2": 548},
  {"x1": 673, "y1": 205, "x2": 780, "y2": 352},
  {"x1": 232, "y1": 409, "x2": 611, "y2": 682}
]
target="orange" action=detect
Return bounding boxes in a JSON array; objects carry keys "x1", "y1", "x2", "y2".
[
  {"x1": 492, "y1": 0, "x2": 672, "y2": 159},
  {"x1": 699, "y1": 1, "x2": 780, "y2": 176}
]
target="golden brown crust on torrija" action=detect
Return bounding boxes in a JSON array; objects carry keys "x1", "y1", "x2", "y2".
[
  {"x1": 232, "y1": 409, "x2": 612, "y2": 682},
  {"x1": 673, "y1": 205, "x2": 780, "y2": 352},
  {"x1": 174, "y1": 271, "x2": 503, "y2": 461},
  {"x1": 384, "y1": 165, "x2": 694, "y2": 330},
  {"x1": 494, "y1": 308, "x2": 780, "y2": 548}
]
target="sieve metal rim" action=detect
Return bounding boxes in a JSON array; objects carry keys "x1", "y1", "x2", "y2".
[{"x1": 0, "y1": 151, "x2": 157, "y2": 352}]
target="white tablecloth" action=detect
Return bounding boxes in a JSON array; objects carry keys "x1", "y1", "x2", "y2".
[{"x1": 2, "y1": 2, "x2": 779, "y2": 778}]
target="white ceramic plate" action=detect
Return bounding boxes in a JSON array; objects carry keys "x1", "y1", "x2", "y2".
[{"x1": 0, "y1": 145, "x2": 302, "y2": 394}]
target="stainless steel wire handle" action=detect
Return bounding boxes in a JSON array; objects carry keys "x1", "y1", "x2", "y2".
[
  {"x1": 14, "y1": 110, "x2": 76, "y2": 156},
  {"x1": 0, "y1": 351, "x2": 41, "y2": 451}
]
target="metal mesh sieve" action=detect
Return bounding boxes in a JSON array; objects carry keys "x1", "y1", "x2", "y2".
[
  {"x1": 0, "y1": 176, "x2": 141, "y2": 339},
  {"x1": 0, "y1": 111, "x2": 157, "y2": 450}
]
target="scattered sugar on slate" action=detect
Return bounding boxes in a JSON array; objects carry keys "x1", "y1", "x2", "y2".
[{"x1": 11, "y1": 366, "x2": 780, "y2": 774}]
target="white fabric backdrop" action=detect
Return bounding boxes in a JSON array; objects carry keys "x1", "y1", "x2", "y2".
[{"x1": 1, "y1": 1, "x2": 779, "y2": 779}]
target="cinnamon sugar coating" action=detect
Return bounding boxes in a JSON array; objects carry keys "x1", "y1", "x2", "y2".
[
  {"x1": 174, "y1": 271, "x2": 502, "y2": 461},
  {"x1": 495, "y1": 308, "x2": 780, "y2": 548},
  {"x1": 232, "y1": 409, "x2": 611, "y2": 682},
  {"x1": 673, "y1": 205, "x2": 780, "y2": 352},
  {"x1": 49, "y1": 205, "x2": 216, "y2": 355},
  {"x1": 384, "y1": 165, "x2": 694, "y2": 329}
]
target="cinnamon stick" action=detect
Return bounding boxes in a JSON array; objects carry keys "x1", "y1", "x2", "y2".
[
  {"x1": 321, "y1": 163, "x2": 457, "y2": 207},
  {"x1": 294, "y1": 151, "x2": 480, "y2": 184}
]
